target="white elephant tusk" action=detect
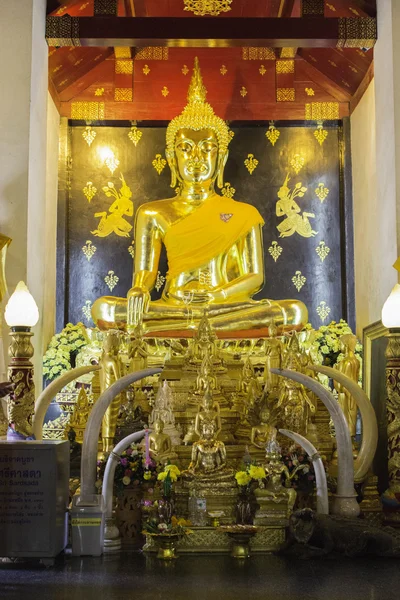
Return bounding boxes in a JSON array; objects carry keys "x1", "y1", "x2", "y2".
[
  {"x1": 279, "y1": 428, "x2": 329, "y2": 515},
  {"x1": 271, "y1": 367, "x2": 360, "y2": 517},
  {"x1": 33, "y1": 365, "x2": 101, "y2": 440},
  {"x1": 309, "y1": 365, "x2": 378, "y2": 482},
  {"x1": 80, "y1": 368, "x2": 161, "y2": 501}
]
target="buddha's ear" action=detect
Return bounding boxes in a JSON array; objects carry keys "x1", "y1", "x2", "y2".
[
  {"x1": 166, "y1": 149, "x2": 177, "y2": 189},
  {"x1": 217, "y1": 150, "x2": 229, "y2": 189}
]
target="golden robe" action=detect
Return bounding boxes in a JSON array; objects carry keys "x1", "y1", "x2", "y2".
[{"x1": 163, "y1": 195, "x2": 264, "y2": 280}]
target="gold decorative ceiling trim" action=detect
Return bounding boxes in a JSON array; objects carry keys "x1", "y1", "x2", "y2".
[
  {"x1": 242, "y1": 48, "x2": 275, "y2": 61},
  {"x1": 134, "y1": 47, "x2": 169, "y2": 61},
  {"x1": 183, "y1": 0, "x2": 233, "y2": 16},
  {"x1": 277, "y1": 88, "x2": 295, "y2": 102},
  {"x1": 115, "y1": 60, "x2": 133, "y2": 74},
  {"x1": 276, "y1": 59, "x2": 294, "y2": 74},
  {"x1": 114, "y1": 47, "x2": 131, "y2": 59},
  {"x1": 337, "y1": 17, "x2": 377, "y2": 49},
  {"x1": 280, "y1": 48, "x2": 296, "y2": 59},
  {"x1": 71, "y1": 102, "x2": 105, "y2": 120},
  {"x1": 46, "y1": 14, "x2": 80, "y2": 47},
  {"x1": 115, "y1": 88, "x2": 133, "y2": 102},
  {"x1": 305, "y1": 102, "x2": 339, "y2": 120}
]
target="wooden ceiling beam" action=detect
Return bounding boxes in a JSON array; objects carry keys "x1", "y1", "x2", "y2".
[
  {"x1": 297, "y1": 53, "x2": 352, "y2": 102},
  {"x1": 57, "y1": 54, "x2": 113, "y2": 101},
  {"x1": 46, "y1": 16, "x2": 377, "y2": 48},
  {"x1": 350, "y1": 59, "x2": 374, "y2": 113}
]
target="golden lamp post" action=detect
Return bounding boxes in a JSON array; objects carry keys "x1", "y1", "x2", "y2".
[{"x1": 4, "y1": 281, "x2": 39, "y2": 440}]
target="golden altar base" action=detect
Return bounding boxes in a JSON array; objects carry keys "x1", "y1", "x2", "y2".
[{"x1": 143, "y1": 525, "x2": 286, "y2": 554}]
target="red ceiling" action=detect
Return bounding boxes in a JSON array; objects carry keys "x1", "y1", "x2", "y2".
[{"x1": 47, "y1": 1, "x2": 375, "y2": 120}]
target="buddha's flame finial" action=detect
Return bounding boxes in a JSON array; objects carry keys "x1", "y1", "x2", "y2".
[{"x1": 187, "y1": 57, "x2": 207, "y2": 104}]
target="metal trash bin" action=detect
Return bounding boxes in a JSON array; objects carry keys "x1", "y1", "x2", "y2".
[{"x1": 71, "y1": 495, "x2": 105, "y2": 556}]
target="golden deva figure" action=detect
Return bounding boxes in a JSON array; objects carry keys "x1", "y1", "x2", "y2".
[
  {"x1": 99, "y1": 330, "x2": 122, "y2": 453},
  {"x1": 92, "y1": 58, "x2": 307, "y2": 334},
  {"x1": 334, "y1": 334, "x2": 361, "y2": 438}
]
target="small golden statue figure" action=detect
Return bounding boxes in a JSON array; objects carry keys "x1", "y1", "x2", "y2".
[
  {"x1": 183, "y1": 419, "x2": 234, "y2": 488},
  {"x1": 275, "y1": 174, "x2": 317, "y2": 239},
  {"x1": 148, "y1": 419, "x2": 177, "y2": 465},
  {"x1": 254, "y1": 445, "x2": 297, "y2": 524},
  {"x1": 68, "y1": 387, "x2": 91, "y2": 443},
  {"x1": 128, "y1": 323, "x2": 148, "y2": 373},
  {"x1": 277, "y1": 333, "x2": 315, "y2": 435},
  {"x1": 264, "y1": 321, "x2": 282, "y2": 397},
  {"x1": 195, "y1": 351, "x2": 219, "y2": 395},
  {"x1": 91, "y1": 58, "x2": 307, "y2": 334},
  {"x1": 99, "y1": 330, "x2": 122, "y2": 453},
  {"x1": 334, "y1": 334, "x2": 361, "y2": 438},
  {"x1": 250, "y1": 406, "x2": 277, "y2": 450},
  {"x1": 194, "y1": 387, "x2": 222, "y2": 440},
  {"x1": 149, "y1": 380, "x2": 181, "y2": 445},
  {"x1": 183, "y1": 420, "x2": 199, "y2": 446}
]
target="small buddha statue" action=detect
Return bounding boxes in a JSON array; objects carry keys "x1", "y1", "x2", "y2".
[
  {"x1": 334, "y1": 334, "x2": 361, "y2": 439},
  {"x1": 264, "y1": 321, "x2": 283, "y2": 397},
  {"x1": 194, "y1": 387, "x2": 221, "y2": 440},
  {"x1": 255, "y1": 449, "x2": 297, "y2": 518},
  {"x1": 69, "y1": 387, "x2": 91, "y2": 443},
  {"x1": 128, "y1": 323, "x2": 148, "y2": 373},
  {"x1": 183, "y1": 419, "x2": 234, "y2": 487},
  {"x1": 238, "y1": 357, "x2": 260, "y2": 398},
  {"x1": 99, "y1": 330, "x2": 123, "y2": 454},
  {"x1": 149, "y1": 380, "x2": 181, "y2": 445},
  {"x1": 91, "y1": 58, "x2": 307, "y2": 335},
  {"x1": 149, "y1": 419, "x2": 177, "y2": 465},
  {"x1": 277, "y1": 333, "x2": 315, "y2": 435},
  {"x1": 195, "y1": 351, "x2": 219, "y2": 396},
  {"x1": 250, "y1": 406, "x2": 277, "y2": 450}
]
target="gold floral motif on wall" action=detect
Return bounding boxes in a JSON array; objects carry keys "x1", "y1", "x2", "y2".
[
  {"x1": 316, "y1": 301, "x2": 331, "y2": 323},
  {"x1": 276, "y1": 175, "x2": 317, "y2": 239},
  {"x1": 242, "y1": 48, "x2": 275, "y2": 60},
  {"x1": 82, "y1": 125, "x2": 96, "y2": 147},
  {"x1": 290, "y1": 154, "x2": 305, "y2": 174},
  {"x1": 82, "y1": 240, "x2": 97, "y2": 261},
  {"x1": 292, "y1": 270, "x2": 306, "y2": 292},
  {"x1": 104, "y1": 270, "x2": 119, "y2": 292},
  {"x1": 314, "y1": 121, "x2": 328, "y2": 146},
  {"x1": 128, "y1": 125, "x2": 142, "y2": 147},
  {"x1": 92, "y1": 175, "x2": 133, "y2": 238},
  {"x1": 315, "y1": 183, "x2": 329, "y2": 202},
  {"x1": 152, "y1": 154, "x2": 167, "y2": 175},
  {"x1": 268, "y1": 241, "x2": 283, "y2": 262},
  {"x1": 155, "y1": 272, "x2": 166, "y2": 292},
  {"x1": 220, "y1": 65, "x2": 228, "y2": 75},
  {"x1": 259, "y1": 65, "x2": 267, "y2": 76},
  {"x1": 82, "y1": 300, "x2": 93, "y2": 322},
  {"x1": 142, "y1": 65, "x2": 150, "y2": 75},
  {"x1": 83, "y1": 181, "x2": 97, "y2": 202},
  {"x1": 128, "y1": 241, "x2": 135, "y2": 259},
  {"x1": 161, "y1": 86, "x2": 169, "y2": 97},
  {"x1": 244, "y1": 154, "x2": 258, "y2": 174},
  {"x1": 316, "y1": 241, "x2": 330, "y2": 262},
  {"x1": 240, "y1": 86, "x2": 248, "y2": 97},
  {"x1": 265, "y1": 122, "x2": 280, "y2": 146},
  {"x1": 182, "y1": 65, "x2": 189, "y2": 75},
  {"x1": 221, "y1": 183, "x2": 235, "y2": 198},
  {"x1": 305, "y1": 87, "x2": 315, "y2": 96}
]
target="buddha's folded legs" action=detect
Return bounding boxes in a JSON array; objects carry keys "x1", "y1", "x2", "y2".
[{"x1": 92, "y1": 295, "x2": 307, "y2": 333}]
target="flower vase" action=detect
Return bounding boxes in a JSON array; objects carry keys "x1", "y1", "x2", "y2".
[
  {"x1": 236, "y1": 494, "x2": 254, "y2": 525},
  {"x1": 152, "y1": 533, "x2": 181, "y2": 560},
  {"x1": 158, "y1": 495, "x2": 175, "y2": 524}
]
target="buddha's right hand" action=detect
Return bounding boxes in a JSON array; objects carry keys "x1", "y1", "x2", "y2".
[{"x1": 127, "y1": 286, "x2": 151, "y2": 327}]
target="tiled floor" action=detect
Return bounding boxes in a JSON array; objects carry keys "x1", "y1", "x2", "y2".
[{"x1": 1, "y1": 553, "x2": 399, "y2": 600}]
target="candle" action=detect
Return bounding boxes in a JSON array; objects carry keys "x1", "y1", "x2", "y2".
[{"x1": 145, "y1": 428, "x2": 151, "y2": 467}]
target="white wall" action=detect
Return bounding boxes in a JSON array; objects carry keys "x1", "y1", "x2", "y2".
[{"x1": 351, "y1": 80, "x2": 397, "y2": 338}]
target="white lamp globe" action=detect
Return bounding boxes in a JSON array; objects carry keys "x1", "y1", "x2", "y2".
[
  {"x1": 4, "y1": 281, "x2": 39, "y2": 328},
  {"x1": 382, "y1": 284, "x2": 400, "y2": 328}
]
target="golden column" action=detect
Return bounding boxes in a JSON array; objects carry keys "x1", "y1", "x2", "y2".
[{"x1": 4, "y1": 281, "x2": 39, "y2": 440}]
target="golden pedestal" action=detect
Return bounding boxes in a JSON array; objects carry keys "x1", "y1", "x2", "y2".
[
  {"x1": 253, "y1": 489, "x2": 291, "y2": 527},
  {"x1": 175, "y1": 482, "x2": 238, "y2": 524},
  {"x1": 144, "y1": 525, "x2": 286, "y2": 554}
]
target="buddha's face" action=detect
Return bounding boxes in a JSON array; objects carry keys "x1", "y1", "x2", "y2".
[
  {"x1": 154, "y1": 420, "x2": 163, "y2": 434},
  {"x1": 174, "y1": 128, "x2": 219, "y2": 185},
  {"x1": 202, "y1": 423, "x2": 215, "y2": 440}
]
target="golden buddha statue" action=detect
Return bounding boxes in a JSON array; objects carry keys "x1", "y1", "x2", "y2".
[
  {"x1": 194, "y1": 387, "x2": 221, "y2": 440},
  {"x1": 183, "y1": 419, "x2": 234, "y2": 487},
  {"x1": 334, "y1": 334, "x2": 361, "y2": 438},
  {"x1": 149, "y1": 380, "x2": 181, "y2": 445},
  {"x1": 99, "y1": 330, "x2": 122, "y2": 453},
  {"x1": 254, "y1": 448, "x2": 297, "y2": 523},
  {"x1": 250, "y1": 406, "x2": 277, "y2": 450},
  {"x1": 195, "y1": 351, "x2": 219, "y2": 395},
  {"x1": 148, "y1": 419, "x2": 177, "y2": 465},
  {"x1": 91, "y1": 58, "x2": 307, "y2": 335},
  {"x1": 69, "y1": 387, "x2": 91, "y2": 443}
]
